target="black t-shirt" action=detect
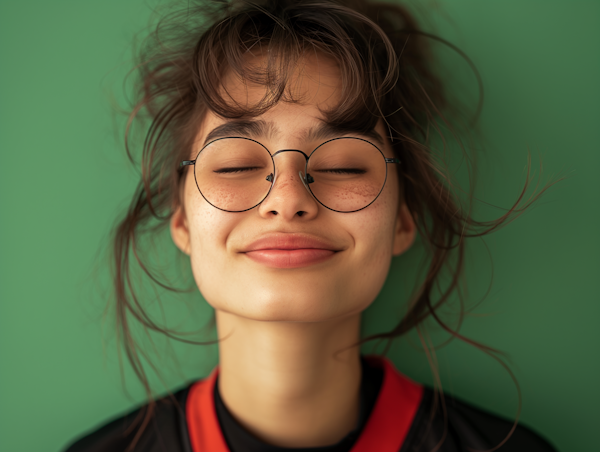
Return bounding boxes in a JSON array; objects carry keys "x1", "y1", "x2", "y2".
[{"x1": 63, "y1": 356, "x2": 558, "y2": 452}]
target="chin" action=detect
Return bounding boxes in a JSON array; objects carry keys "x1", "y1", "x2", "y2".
[
  {"x1": 206, "y1": 284, "x2": 374, "y2": 323},
  {"x1": 195, "y1": 260, "x2": 388, "y2": 323}
]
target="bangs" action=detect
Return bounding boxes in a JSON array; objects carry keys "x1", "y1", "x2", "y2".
[{"x1": 192, "y1": 1, "x2": 402, "y2": 136}]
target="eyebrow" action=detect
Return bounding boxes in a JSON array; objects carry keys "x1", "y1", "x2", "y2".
[
  {"x1": 302, "y1": 123, "x2": 385, "y2": 149},
  {"x1": 203, "y1": 120, "x2": 279, "y2": 145},
  {"x1": 202, "y1": 119, "x2": 385, "y2": 149}
]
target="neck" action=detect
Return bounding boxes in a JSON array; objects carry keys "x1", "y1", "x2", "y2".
[{"x1": 215, "y1": 310, "x2": 363, "y2": 448}]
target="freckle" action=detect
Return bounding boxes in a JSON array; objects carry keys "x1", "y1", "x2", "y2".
[
  {"x1": 273, "y1": 174, "x2": 296, "y2": 191},
  {"x1": 332, "y1": 182, "x2": 380, "y2": 200},
  {"x1": 203, "y1": 185, "x2": 247, "y2": 210}
]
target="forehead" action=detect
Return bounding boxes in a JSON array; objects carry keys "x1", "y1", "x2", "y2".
[
  {"x1": 219, "y1": 51, "x2": 343, "y2": 112},
  {"x1": 197, "y1": 51, "x2": 387, "y2": 149}
]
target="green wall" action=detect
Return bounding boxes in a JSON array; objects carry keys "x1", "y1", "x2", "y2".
[{"x1": 1, "y1": 1, "x2": 598, "y2": 451}]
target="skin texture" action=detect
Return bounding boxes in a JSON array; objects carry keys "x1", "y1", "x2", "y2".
[{"x1": 170, "y1": 53, "x2": 417, "y2": 447}]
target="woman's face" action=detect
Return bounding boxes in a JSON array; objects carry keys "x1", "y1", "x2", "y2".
[{"x1": 171, "y1": 53, "x2": 416, "y2": 323}]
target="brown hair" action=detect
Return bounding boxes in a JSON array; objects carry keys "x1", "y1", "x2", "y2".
[{"x1": 110, "y1": 0, "x2": 564, "y2": 450}]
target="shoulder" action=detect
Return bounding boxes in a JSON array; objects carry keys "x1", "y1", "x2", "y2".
[
  {"x1": 446, "y1": 392, "x2": 558, "y2": 451},
  {"x1": 403, "y1": 387, "x2": 559, "y2": 452},
  {"x1": 62, "y1": 385, "x2": 193, "y2": 452}
]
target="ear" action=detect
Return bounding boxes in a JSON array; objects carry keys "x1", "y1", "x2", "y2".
[
  {"x1": 170, "y1": 205, "x2": 191, "y2": 255},
  {"x1": 392, "y1": 203, "x2": 417, "y2": 256}
]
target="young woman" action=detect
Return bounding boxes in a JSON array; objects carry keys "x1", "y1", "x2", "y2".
[{"x1": 64, "y1": 0, "x2": 561, "y2": 451}]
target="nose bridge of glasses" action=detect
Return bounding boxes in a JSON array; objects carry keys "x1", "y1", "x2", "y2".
[
  {"x1": 268, "y1": 149, "x2": 312, "y2": 192},
  {"x1": 271, "y1": 149, "x2": 310, "y2": 161},
  {"x1": 271, "y1": 149, "x2": 309, "y2": 175}
]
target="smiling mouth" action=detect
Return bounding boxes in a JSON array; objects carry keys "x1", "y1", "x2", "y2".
[
  {"x1": 243, "y1": 248, "x2": 337, "y2": 269},
  {"x1": 240, "y1": 233, "x2": 341, "y2": 269}
]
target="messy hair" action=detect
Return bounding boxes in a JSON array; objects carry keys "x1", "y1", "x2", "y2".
[{"x1": 111, "y1": 0, "x2": 561, "y2": 450}]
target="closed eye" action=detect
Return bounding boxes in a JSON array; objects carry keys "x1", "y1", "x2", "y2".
[
  {"x1": 214, "y1": 166, "x2": 262, "y2": 174},
  {"x1": 314, "y1": 168, "x2": 367, "y2": 175}
]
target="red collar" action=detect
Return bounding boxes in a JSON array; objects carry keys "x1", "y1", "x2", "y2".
[{"x1": 186, "y1": 355, "x2": 423, "y2": 452}]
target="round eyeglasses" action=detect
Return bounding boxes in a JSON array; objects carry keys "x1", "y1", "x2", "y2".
[{"x1": 180, "y1": 136, "x2": 401, "y2": 213}]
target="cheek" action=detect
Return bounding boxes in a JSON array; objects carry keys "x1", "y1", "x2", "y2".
[
  {"x1": 350, "y1": 166, "x2": 399, "y2": 252},
  {"x1": 350, "y1": 167, "x2": 401, "y2": 295},
  {"x1": 340, "y1": 190, "x2": 399, "y2": 310},
  {"x1": 183, "y1": 178, "x2": 235, "y2": 299}
]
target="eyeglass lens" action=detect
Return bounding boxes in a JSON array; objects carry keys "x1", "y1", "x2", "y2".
[{"x1": 193, "y1": 137, "x2": 387, "y2": 212}]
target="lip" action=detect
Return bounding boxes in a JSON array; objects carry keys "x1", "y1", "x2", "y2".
[{"x1": 240, "y1": 233, "x2": 342, "y2": 269}]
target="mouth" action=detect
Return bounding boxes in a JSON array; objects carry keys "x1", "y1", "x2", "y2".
[{"x1": 240, "y1": 233, "x2": 341, "y2": 269}]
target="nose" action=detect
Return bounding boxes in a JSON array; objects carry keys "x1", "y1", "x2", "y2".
[{"x1": 257, "y1": 150, "x2": 319, "y2": 220}]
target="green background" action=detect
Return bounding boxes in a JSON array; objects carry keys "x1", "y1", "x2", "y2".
[{"x1": 1, "y1": 1, "x2": 598, "y2": 451}]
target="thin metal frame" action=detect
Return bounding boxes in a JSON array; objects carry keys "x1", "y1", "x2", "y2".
[{"x1": 180, "y1": 136, "x2": 401, "y2": 213}]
